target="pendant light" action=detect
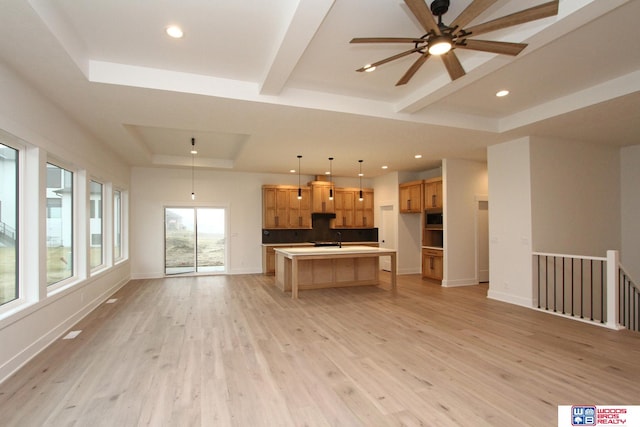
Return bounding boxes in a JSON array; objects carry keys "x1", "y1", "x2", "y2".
[
  {"x1": 191, "y1": 137, "x2": 196, "y2": 200},
  {"x1": 328, "y1": 157, "x2": 334, "y2": 200},
  {"x1": 358, "y1": 159, "x2": 364, "y2": 201},
  {"x1": 297, "y1": 155, "x2": 302, "y2": 200}
]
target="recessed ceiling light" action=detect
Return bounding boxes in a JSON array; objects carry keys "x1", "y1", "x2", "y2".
[
  {"x1": 290, "y1": 169, "x2": 296, "y2": 173},
  {"x1": 363, "y1": 64, "x2": 376, "y2": 72},
  {"x1": 414, "y1": 154, "x2": 422, "y2": 159},
  {"x1": 381, "y1": 165, "x2": 388, "y2": 169},
  {"x1": 496, "y1": 89, "x2": 510, "y2": 97},
  {"x1": 166, "y1": 25, "x2": 184, "y2": 39}
]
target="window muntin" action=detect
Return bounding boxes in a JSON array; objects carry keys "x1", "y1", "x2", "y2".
[
  {"x1": 89, "y1": 180, "x2": 103, "y2": 269},
  {"x1": 0, "y1": 143, "x2": 18, "y2": 306},
  {"x1": 46, "y1": 163, "x2": 73, "y2": 285}
]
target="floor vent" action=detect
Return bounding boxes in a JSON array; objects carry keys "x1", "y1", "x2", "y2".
[{"x1": 63, "y1": 330, "x2": 82, "y2": 340}]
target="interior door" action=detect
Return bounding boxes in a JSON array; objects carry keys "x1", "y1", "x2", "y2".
[{"x1": 379, "y1": 205, "x2": 395, "y2": 271}]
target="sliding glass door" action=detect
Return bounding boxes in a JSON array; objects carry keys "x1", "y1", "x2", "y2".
[{"x1": 164, "y1": 207, "x2": 225, "y2": 275}]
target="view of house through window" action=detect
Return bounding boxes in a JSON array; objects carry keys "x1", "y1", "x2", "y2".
[
  {"x1": 165, "y1": 207, "x2": 225, "y2": 275},
  {"x1": 89, "y1": 180, "x2": 103, "y2": 269},
  {"x1": 46, "y1": 163, "x2": 73, "y2": 285},
  {"x1": 0, "y1": 143, "x2": 18, "y2": 305}
]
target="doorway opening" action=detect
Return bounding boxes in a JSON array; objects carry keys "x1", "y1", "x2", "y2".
[
  {"x1": 476, "y1": 198, "x2": 489, "y2": 283},
  {"x1": 164, "y1": 207, "x2": 226, "y2": 275},
  {"x1": 379, "y1": 204, "x2": 396, "y2": 272}
]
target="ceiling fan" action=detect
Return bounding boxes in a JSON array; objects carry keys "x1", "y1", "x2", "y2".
[{"x1": 350, "y1": 0, "x2": 559, "y2": 85}]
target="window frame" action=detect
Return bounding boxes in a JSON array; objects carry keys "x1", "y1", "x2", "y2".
[
  {"x1": 45, "y1": 158, "x2": 78, "y2": 293},
  {"x1": 0, "y1": 140, "x2": 20, "y2": 310},
  {"x1": 89, "y1": 179, "x2": 105, "y2": 273}
]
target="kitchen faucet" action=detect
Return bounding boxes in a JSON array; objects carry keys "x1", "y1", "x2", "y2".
[{"x1": 336, "y1": 231, "x2": 342, "y2": 248}]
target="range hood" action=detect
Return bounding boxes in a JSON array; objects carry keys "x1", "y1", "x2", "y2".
[{"x1": 311, "y1": 212, "x2": 336, "y2": 219}]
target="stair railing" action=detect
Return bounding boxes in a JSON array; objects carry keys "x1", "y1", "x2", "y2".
[{"x1": 533, "y1": 250, "x2": 638, "y2": 332}]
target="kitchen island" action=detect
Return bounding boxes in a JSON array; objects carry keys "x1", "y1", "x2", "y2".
[{"x1": 274, "y1": 246, "x2": 396, "y2": 298}]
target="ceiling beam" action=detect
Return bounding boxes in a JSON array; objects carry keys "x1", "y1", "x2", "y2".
[{"x1": 260, "y1": 0, "x2": 335, "y2": 96}]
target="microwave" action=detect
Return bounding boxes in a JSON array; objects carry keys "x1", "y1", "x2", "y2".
[{"x1": 425, "y1": 211, "x2": 443, "y2": 228}]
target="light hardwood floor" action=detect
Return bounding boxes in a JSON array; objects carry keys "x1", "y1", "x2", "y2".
[{"x1": 1, "y1": 274, "x2": 638, "y2": 426}]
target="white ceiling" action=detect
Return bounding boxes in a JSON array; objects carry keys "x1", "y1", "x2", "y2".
[{"x1": 1, "y1": 0, "x2": 638, "y2": 178}]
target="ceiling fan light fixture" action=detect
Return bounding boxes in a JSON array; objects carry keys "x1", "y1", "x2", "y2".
[{"x1": 428, "y1": 36, "x2": 452, "y2": 55}]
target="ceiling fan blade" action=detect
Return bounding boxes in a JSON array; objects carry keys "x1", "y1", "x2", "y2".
[
  {"x1": 404, "y1": 0, "x2": 441, "y2": 35},
  {"x1": 350, "y1": 37, "x2": 425, "y2": 44},
  {"x1": 455, "y1": 39, "x2": 527, "y2": 56},
  {"x1": 440, "y1": 51, "x2": 465, "y2": 81},
  {"x1": 356, "y1": 47, "x2": 423, "y2": 72},
  {"x1": 464, "y1": 0, "x2": 559, "y2": 38},
  {"x1": 450, "y1": 0, "x2": 499, "y2": 35},
  {"x1": 396, "y1": 52, "x2": 431, "y2": 86}
]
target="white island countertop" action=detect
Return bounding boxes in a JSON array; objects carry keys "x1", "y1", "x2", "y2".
[{"x1": 274, "y1": 245, "x2": 392, "y2": 257}]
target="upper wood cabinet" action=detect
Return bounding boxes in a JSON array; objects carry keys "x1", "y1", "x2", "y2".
[
  {"x1": 424, "y1": 178, "x2": 443, "y2": 210},
  {"x1": 288, "y1": 187, "x2": 311, "y2": 228},
  {"x1": 399, "y1": 180, "x2": 422, "y2": 213},
  {"x1": 333, "y1": 187, "x2": 374, "y2": 228},
  {"x1": 264, "y1": 184, "x2": 373, "y2": 229},
  {"x1": 263, "y1": 185, "x2": 311, "y2": 229},
  {"x1": 333, "y1": 188, "x2": 355, "y2": 228},
  {"x1": 354, "y1": 189, "x2": 374, "y2": 228},
  {"x1": 310, "y1": 181, "x2": 335, "y2": 213}
]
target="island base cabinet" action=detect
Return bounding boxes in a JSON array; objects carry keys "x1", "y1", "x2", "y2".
[{"x1": 276, "y1": 255, "x2": 379, "y2": 292}]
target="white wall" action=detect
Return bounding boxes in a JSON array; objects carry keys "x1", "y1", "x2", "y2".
[
  {"x1": 529, "y1": 137, "x2": 620, "y2": 256},
  {"x1": 487, "y1": 138, "x2": 534, "y2": 307},
  {"x1": 621, "y1": 144, "x2": 640, "y2": 281},
  {"x1": 130, "y1": 167, "x2": 375, "y2": 278},
  {"x1": 0, "y1": 62, "x2": 130, "y2": 383},
  {"x1": 442, "y1": 158, "x2": 488, "y2": 287}
]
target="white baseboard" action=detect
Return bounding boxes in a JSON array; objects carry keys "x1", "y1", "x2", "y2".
[
  {"x1": 487, "y1": 289, "x2": 533, "y2": 308},
  {"x1": 442, "y1": 278, "x2": 479, "y2": 287}
]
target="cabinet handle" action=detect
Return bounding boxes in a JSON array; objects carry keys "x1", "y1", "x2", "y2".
[
  {"x1": 322, "y1": 201, "x2": 325, "y2": 212},
  {"x1": 299, "y1": 216, "x2": 302, "y2": 226},
  {"x1": 432, "y1": 195, "x2": 436, "y2": 207},
  {"x1": 275, "y1": 216, "x2": 279, "y2": 226},
  {"x1": 407, "y1": 199, "x2": 411, "y2": 210}
]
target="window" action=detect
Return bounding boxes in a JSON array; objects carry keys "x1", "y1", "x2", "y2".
[
  {"x1": 89, "y1": 180, "x2": 103, "y2": 269},
  {"x1": 114, "y1": 190, "x2": 122, "y2": 261},
  {"x1": 46, "y1": 163, "x2": 73, "y2": 285},
  {"x1": 164, "y1": 207, "x2": 226, "y2": 275},
  {"x1": 0, "y1": 143, "x2": 18, "y2": 305}
]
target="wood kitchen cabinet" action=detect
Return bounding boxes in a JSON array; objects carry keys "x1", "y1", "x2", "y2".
[
  {"x1": 333, "y1": 187, "x2": 374, "y2": 228},
  {"x1": 422, "y1": 248, "x2": 443, "y2": 281},
  {"x1": 263, "y1": 185, "x2": 311, "y2": 229},
  {"x1": 424, "y1": 178, "x2": 443, "y2": 209},
  {"x1": 399, "y1": 180, "x2": 422, "y2": 213},
  {"x1": 288, "y1": 187, "x2": 311, "y2": 228},
  {"x1": 311, "y1": 181, "x2": 335, "y2": 213},
  {"x1": 333, "y1": 189, "x2": 355, "y2": 228},
  {"x1": 354, "y1": 189, "x2": 374, "y2": 228}
]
